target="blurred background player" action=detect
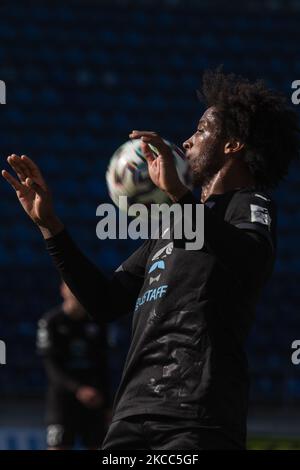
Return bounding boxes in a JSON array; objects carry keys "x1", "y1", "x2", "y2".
[
  {"x1": 1, "y1": 1, "x2": 300, "y2": 451},
  {"x1": 37, "y1": 281, "x2": 110, "y2": 450},
  {"x1": 4, "y1": 69, "x2": 298, "y2": 450}
]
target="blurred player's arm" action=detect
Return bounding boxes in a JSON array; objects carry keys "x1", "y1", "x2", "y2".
[
  {"x1": 88, "y1": 349, "x2": 112, "y2": 411},
  {"x1": 37, "y1": 318, "x2": 104, "y2": 405},
  {"x1": 44, "y1": 358, "x2": 80, "y2": 393},
  {"x1": 44, "y1": 356, "x2": 104, "y2": 408},
  {"x1": 45, "y1": 230, "x2": 152, "y2": 322},
  {"x1": 2, "y1": 154, "x2": 151, "y2": 322},
  {"x1": 94, "y1": 329, "x2": 112, "y2": 410},
  {"x1": 37, "y1": 318, "x2": 80, "y2": 393}
]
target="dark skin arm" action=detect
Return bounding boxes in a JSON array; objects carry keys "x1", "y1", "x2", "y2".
[
  {"x1": 2, "y1": 154, "x2": 64, "y2": 238},
  {"x1": 2, "y1": 154, "x2": 144, "y2": 322}
]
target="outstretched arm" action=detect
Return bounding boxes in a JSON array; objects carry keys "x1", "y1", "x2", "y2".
[
  {"x1": 2, "y1": 154, "x2": 146, "y2": 322},
  {"x1": 45, "y1": 229, "x2": 150, "y2": 322}
]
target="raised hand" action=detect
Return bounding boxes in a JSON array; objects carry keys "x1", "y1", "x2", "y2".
[
  {"x1": 2, "y1": 154, "x2": 63, "y2": 235},
  {"x1": 129, "y1": 130, "x2": 189, "y2": 201}
]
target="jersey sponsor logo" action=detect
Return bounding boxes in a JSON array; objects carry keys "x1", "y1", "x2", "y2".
[
  {"x1": 149, "y1": 274, "x2": 161, "y2": 285},
  {"x1": 250, "y1": 204, "x2": 271, "y2": 227},
  {"x1": 139, "y1": 243, "x2": 172, "y2": 303},
  {"x1": 135, "y1": 285, "x2": 168, "y2": 312},
  {"x1": 151, "y1": 242, "x2": 173, "y2": 260},
  {"x1": 148, "y1": 260, "x2": 165, "y2": 273}
]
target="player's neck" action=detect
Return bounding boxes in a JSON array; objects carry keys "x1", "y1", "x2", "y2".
[{"x1": 200, "y1": 160, "x2": 255, "y2": 203}]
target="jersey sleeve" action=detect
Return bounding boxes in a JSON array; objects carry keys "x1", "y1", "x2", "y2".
[
  {"x1": 176, "y1": 189, "x2": 276, "y2": 288},
  {"x1": 108, "y1": 237, "x2": 156, "y2": 311},
  {"x1": 45, "y1": 229, "x2": 154, "y2": 323},
  {"x1": 224, "y1": 190, "x2": 277, "y2": 253},
  {"x1": 118, "y1": 237, "x2": 156, "y2": 279}
]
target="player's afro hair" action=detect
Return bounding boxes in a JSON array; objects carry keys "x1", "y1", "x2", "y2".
[{"x1": 197, "y1": 68, "x2": 300, "y2": 189}]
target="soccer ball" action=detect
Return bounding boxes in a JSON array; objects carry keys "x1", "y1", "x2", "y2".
[{"x1": 106, "y1": 138, "x2": 192, "y2": 213}]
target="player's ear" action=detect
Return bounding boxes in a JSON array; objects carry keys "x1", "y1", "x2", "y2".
[{"x1": 224, "y1": 140, "x2": 245, "y2": 155}]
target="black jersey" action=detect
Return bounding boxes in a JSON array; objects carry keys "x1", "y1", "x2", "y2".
[
  {"x1": 37, "y1": 306, "x2": 109, "y2": 421},
  {"x1": 45, "y1": 187, "x2": 276, "y2": 447}
]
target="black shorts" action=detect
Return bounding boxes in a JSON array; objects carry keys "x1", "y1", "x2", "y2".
[
  {"x1": 101, "y1": 414, "x2": 243, "y2": 450},
  {"x1": 46, "y1": 406, "x2": 107, "y2": 448}
]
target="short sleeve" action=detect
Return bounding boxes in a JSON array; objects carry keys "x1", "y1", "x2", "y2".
[
  {"x1": 225, "y1": 189, "x2": 277, "y2": 252},
  {"x1": 112, "y1": 238, "x2": 156, "y2": 301}
]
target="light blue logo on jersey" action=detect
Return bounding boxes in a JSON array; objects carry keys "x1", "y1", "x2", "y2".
[
  {"x1": 135, "y1": 285, "x2": 168, "y2": 312},
  {"x1": 148, "y1": 260, "x2": 165, "y2": 273}
]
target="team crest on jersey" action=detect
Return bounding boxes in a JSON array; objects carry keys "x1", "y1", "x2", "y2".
[
  {"x1": 151, "y1": 242, "x2": 173, "y2": 260},
  {"x1": 138, "y1": 242, "x2": 174, "y2": 295},
  {"x1": 148, "y1": 260, "x2": 165, "y2": 273}
]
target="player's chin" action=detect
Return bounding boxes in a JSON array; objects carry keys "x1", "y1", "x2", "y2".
[
  {"x1": 191, "y1": 175, "x2": 203, "y2": 188},
  {"x1": 188, "y1": 163, "x2": 204, "y2": 187}
]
